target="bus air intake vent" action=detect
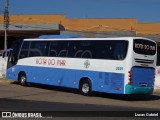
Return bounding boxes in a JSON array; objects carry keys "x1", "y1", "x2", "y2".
[{"x1": 135, "y1": 59, "x2": 154, "y2": 64}]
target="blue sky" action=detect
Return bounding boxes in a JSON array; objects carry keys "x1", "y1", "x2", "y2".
[{"x1": 1, "y1": 0, "x2": 160, "y2": 22}]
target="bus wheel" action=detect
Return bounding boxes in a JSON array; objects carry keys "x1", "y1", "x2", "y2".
[
  {"x1": 19, "y1": 73, "x2": 27, "y2": 86},
  {"x1": 80, "y1": 79, "x2": 92, "y2": 96}
]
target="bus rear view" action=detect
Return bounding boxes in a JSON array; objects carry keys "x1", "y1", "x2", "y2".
[{"x1": 125, "y1": 38, "x2": 157, "y2": 94}]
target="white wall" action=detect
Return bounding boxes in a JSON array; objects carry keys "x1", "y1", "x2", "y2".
[{"x1": 0, "y1": 57, "x2": 7, "y2": 78}]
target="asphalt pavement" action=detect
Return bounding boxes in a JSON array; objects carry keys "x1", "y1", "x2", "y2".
[{"x1": 0, "y1": 78, "x2": 160, "y2": 119}]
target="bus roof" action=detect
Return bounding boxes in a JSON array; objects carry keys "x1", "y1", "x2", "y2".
[
  {"x1": 24, "y1": 36, "x2": 155, "y2": 43},
  {"x1": 38, "y1": 35, "x2": 79, "y2": 39}
]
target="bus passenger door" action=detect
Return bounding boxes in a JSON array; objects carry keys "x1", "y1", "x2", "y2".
[
  {"x1": 7, "y1": 50, "x2": 18, "y2": 69},
  {"x1": 5, "y1": 50, "x2": 19, "y2": 80}
]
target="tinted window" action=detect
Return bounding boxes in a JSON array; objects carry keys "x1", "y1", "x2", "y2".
[
  {"x1": 11, "y1": 39, "x2": 23, "y2": 56},
  {"x1": 113, "y1": 42, "x2": 128, "y2": 60},
  {"x1": 134, "y1": 39, "x2": 156, "y2": 55},
  {"x1": 18, "y1": 40, "x2": 128, "y2": 60},
  {"x1": 69, "y1": 40, "x2": 128, "y2": 60},
  {"x1": 19, "y1": 41, "x2": 30, "y2": 59},
  {"x1": 49, "y1": 41, "x2": 69, "y2": 57},
  {"x1": 92, "y1": 40, "x2": 128, "y2": 60},
  {"x1": 29, "y1": 41, "x2": 49, "y2": 57},
  {"x1": 69, "y1": 41, "x2": 92, "y2": 58},
  {"x1": 157, "y1": 45, "x2": 160, "y2": 66},
  {"x1": 49, "y1": 42, "x2": 58, "y2": 57},
  {"x1": 21, "y1": 41, "x2": 30, "y2": 49}
]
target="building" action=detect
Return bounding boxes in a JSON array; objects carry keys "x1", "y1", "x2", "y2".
[{"x1": 0, "y1": 14, "x2": 160, "y2": 49}]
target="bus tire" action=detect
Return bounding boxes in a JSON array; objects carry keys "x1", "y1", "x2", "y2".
[
  {"x1": 19, "y1": 73, "x2": 27, "y2": 86},
  {"x1": 79, "y1": 79, "x2": 92, "y2": 96}
]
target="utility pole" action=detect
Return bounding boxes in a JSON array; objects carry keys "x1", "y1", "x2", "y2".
[{"x1": 4, "y1": 0, "x2": 9, "y2": 50}]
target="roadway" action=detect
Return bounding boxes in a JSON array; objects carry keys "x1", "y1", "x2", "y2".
[{"x1": 0, "y1": 79, "x2": 160, "y2": 119}]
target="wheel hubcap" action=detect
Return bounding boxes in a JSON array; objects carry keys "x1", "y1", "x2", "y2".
[
  {"x1": 82, "y1": 83, "x2": 89, "y2": 93},
  {"x1": 21, "y1": 76, "x2": 26, "y2": 83}
]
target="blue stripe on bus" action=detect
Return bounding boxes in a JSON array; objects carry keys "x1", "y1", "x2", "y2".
[{"x1": 7, "y1": 65, "x2": 125, "y2": 94}]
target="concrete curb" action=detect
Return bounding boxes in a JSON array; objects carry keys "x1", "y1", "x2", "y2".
[
  {"x1": 0, "y1": 78, "x2": 11, "y2": 83},
  {"x1": 154, "y1": 89, "x2": 160, "y2": 94}
]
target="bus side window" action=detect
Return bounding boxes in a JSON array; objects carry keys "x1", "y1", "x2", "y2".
[
  {"x1": 81, "y1": 50, "x2": 92, "y2": 58},
  {"x1": 19, "y1": 41, "x2": 30, "y2": 59},
  {"x1": 29, "y1": 49, "x2": 42, "y2": 57},
  {"x1": 11, "y1": 39, "x2": 23, "y2": 57},
  {"x1": 49, "y1": 41, "x2": 58, "y2": 57},
  {"x1": 56, "y1": 41, "x2": 69, "y2": 57},
  {"x1": 58, "y1": 50, "x2": 68, "y2": 57},
  {"x1": 75, "y1": 50, "x2": 83, "y2": 58},
  {"x1": 80, "y1": 41, "x2": 92, "y2": 58},
  {"x1": 113, "y1": 42, "x2": 128, "y2": 60},
  {"x1": 157, "y1": 45, "x2": 160, "y2": 66},
  {"x1": 19, "y1": 51, "x2": 28, "y2": 59},
  {"x1": 49, "y1": 41, "x2": 70, "y2": 57},
  {"x1": 49, "y1": 49, "x2": 57, "y2": 57},
  {"x1": 29, "y1": 41, "x2": 48, "y2": 57},
  {"x1": 68, "y1": 41, "x2": 79, "y2": 58}
]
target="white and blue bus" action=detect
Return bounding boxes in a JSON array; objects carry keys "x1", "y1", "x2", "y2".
[{"x1": 6, "y1": 35, "x2": 157, "y2": 95}]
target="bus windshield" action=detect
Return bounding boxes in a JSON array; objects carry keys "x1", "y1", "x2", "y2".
[{"x1": 133, "y1": 39, "x2": 156, "y2": 55}]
